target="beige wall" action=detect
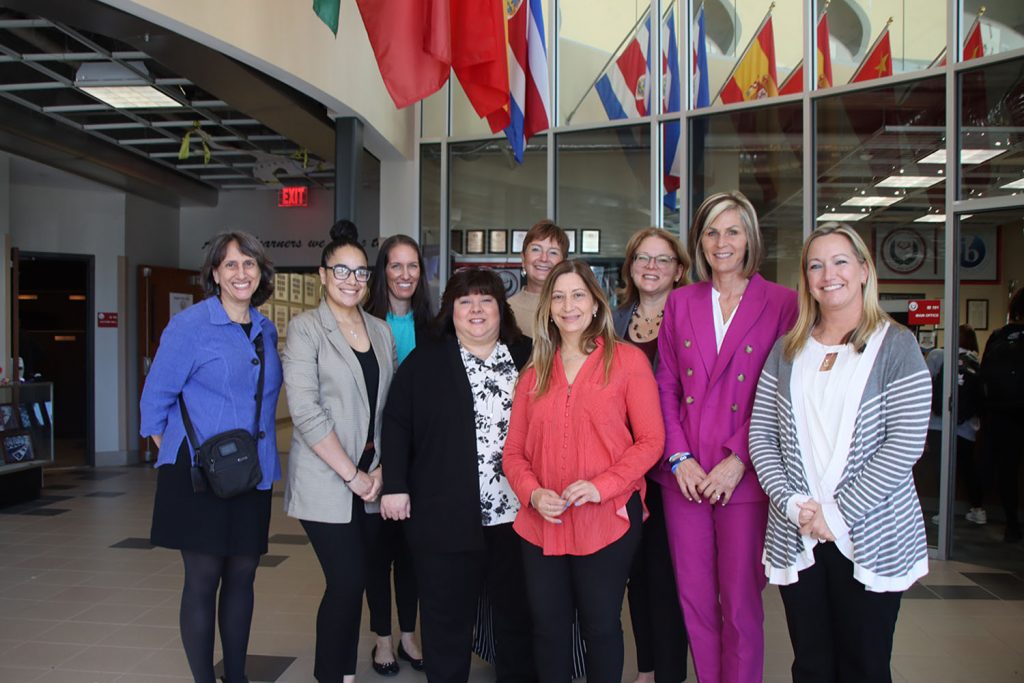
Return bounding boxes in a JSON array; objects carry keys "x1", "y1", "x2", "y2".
[{"x1": 99, "y1": 0, "x2": 415, "y2": 161}]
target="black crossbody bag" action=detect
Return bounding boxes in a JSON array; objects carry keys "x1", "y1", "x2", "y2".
[{"x1": 179, "y1": 333, "x2": 266, "y2": 499}]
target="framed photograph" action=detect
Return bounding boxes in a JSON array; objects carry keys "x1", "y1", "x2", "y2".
[
  {"x1": 918, "y1": 329, "x2": 937, "y2": 350},
  {"x1": 450, "y1": 230, "x2": 464, "y2": 254},
  {"x1": 511, "y1": 229, "x2": 528, "y2": 253},
  {"x1": 303, "y1": 274, "x2": 320, "y2": 307},
  {"x1": 273, "y1": 305, "x2": 290, "y2": 338},
  {"x1": 289, "y1": 273, "x2": 304, "y2": 304},
  {"x1": 580, "y1": 229, "x2": 601, "y2": 254},
  {"x1": 564, "y1": 229, "x2": 576, "y2": 254},
  {"x1": 2, "y1": 431, "x2": 35, "y2": 464},
  {"x1": 273, "y1": 273, "x2": 289, "y2": 301},
  {"x1": 489, "y1": 229, "x2": 508, "y2": 254},
  {"x1": 466, "y1": 229, "x2": 486, "y2": 255},
  {"x1": 966, "y1": 299, "x2": 989, "y2": 331},
  {"x1": 0, "y1": 404, "x2": 16, "y2": 431}
]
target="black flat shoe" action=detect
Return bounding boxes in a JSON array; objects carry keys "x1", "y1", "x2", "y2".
[
  {"x1": 398, "y1": 642, "x2": 424, "y2": 672},
  {"x1": 372, "y1": 645, "x2": 399, "y2": 677}
]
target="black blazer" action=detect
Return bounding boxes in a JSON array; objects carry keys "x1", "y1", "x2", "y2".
[{"x1": 382, "y1": 334, "x2": 532, "y2": 553}]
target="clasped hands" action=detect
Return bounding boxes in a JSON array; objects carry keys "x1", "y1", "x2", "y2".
[
  {"x1": 530, "y1": 480, "x2": 601, "y2": 524},
  {"x1": 796, "y1": 499, "x2": 835, "y2": 542},
  {"x1": 673, "y1": 455, "x2": 745, "y2": 505},
  {"x1": 346, "y1": 468, "x2": 382, "y2": 503}
]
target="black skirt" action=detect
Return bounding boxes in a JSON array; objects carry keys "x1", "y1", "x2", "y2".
[{"x1": 150, "y1": 440, "x2": 272, "y2": 556}]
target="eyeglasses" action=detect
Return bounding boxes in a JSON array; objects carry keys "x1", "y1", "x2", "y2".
[
  {"x1": 633, "y1": 253, "x2": 678, "y2": 268},
  {"x1": 327, "y1": 264, "x2": 371, "y2": 282}
]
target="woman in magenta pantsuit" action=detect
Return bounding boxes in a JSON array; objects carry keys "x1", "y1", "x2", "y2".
[{"x1": 656, "y1": 192, "x2": 797, "y2": 683}]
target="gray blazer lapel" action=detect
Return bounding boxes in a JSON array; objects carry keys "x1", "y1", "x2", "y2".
[{"x1": 318, "y1": 301, "x2": 370, "y2": 413}]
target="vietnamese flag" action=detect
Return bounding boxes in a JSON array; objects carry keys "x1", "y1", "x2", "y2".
[
  {"x1": 963, "y1": 15, "x2": 984, "y2": 61},
  {"x1": 778, "y1": 12, "x2": 832, "y2": 95},
  {"x1": 719, "y1": 13, "x2": 778, "y2": 104},
  {"x1": 850, "y1": 23, "x2": 893, "y2": 83},
  {"x1": 355, "y1": 0, "x2": 451, "y2": 109}
]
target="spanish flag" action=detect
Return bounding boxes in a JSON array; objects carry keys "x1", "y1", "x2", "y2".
[
  {"x1": 778, "y1": 10, "x2": 832, "y2": 95},
  {"x1": 718, "y1": 7, "x2": 778, "y2": 104},
  {"x1": 850, "y1": 20, "x2": 893, "y2": 83}
]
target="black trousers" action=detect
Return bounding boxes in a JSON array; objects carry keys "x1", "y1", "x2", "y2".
[
  {"x1": 365, "y1": 517, "x2": 419, "y2": 635},
  {"x1": 627, "y1": 483, "x2": 688, "y2": 682},
  {"x1": 413, "y1": 522, "x2": 536, "y2": 683},
  {"x1": 301, "y1": 498, "x2": 378, "y2": 681},
  {"x1": 779, "y1": 542, "x2": 903, "y2": 683},
  {"x1": 521, "y1": 493, "x2": 642, "y2": 683},
  {"x1": 987, "y1": 415, "x2": 1022, "y2": 532}
]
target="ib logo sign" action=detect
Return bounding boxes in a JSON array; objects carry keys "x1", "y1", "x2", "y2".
[{"x1": 960, "y1": 233, "x2": 986, "y2": 270}]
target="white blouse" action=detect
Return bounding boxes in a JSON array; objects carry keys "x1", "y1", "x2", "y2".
[
  {"x1": 711, "y1": 288, "x2": 739, "y2": 352},
  {"x1": 459, "y1": 341, "x2": 520, "y2": 527}
]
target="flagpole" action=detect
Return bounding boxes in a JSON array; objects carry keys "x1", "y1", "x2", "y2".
[
  {"x1": 565, "y1": 9, "x2": 650, "y2": 124},
  {"x1": 849, "y1": 16, "x2": 893, "y2": 83},
  {"x1": 712, "y1": 2, "x2": 775, "y2": 104}
]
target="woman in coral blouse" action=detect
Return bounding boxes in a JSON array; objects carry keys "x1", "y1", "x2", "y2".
[{"x1": 503, "y1": 260, "x2": 665, "y2": 683}]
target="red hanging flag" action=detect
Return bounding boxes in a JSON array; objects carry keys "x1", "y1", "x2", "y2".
[
  {"x1": 451, "y1": 0, "x2": 510, "y2": 132},
  {"x1": 850, "y1": 22, "x2": 893, "y2": 83},
  {"x1": 354, "y1": 0, "x2": 451, "y2": 109}
]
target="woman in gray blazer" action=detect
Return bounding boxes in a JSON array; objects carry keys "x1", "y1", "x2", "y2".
[{"x1": 283, "y1": 221, "x2": 396, "y2": 683}]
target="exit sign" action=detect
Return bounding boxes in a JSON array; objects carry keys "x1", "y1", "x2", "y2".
[{"x1": 278, "y1": 186, "x2": 308, "y2": 207}]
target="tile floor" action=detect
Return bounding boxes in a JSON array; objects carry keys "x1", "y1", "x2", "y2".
[{"x1": 0, "y1": 464, "x2": 1022, "y2": 682}]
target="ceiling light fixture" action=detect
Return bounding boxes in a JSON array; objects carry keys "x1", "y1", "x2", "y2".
[
  {"x1": 876, "y1": 175, "x2": 944, "y2": 189},
  {"x1": 1001, "y1": 178, "x2": 1024, "y2": 190},
  {"x1": 76, "y1": 61, "x2": 182, "y2": 109},
  {"x1": 842, "y1": 196, "x2": 903, "y2": 207},
  {"x1": 918, "y1": 149, "x2": 1006, "y2": 165},
  {"x1": 817, "y1": 212, "x2": 868, "y2": 222}
]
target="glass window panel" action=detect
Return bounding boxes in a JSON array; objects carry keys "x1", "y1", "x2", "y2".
[
  {"x1": 663, "y1": 120, "x2": 682, "y2": 234},
  {"x1": 559, "y1": 0, "x2": 650, "y2": 126},
  {"x1": 690, "y1": 102, "x2": 803, "y2": 289},
  {"x1": 813, "y1": 0, "x2": 944, "y2": 91},
  {"x1": 959, "y1": 56, "x2": 1024, "y2": 201},
  {"x1": 557, "y1": 125, "x2": 651, "y2": 305},
  {"x1": 420, "y1": 144, "x2": 442, "y2": 307},
  {"x1": 960, "y1": 1, "x2": 1024, "y2": 61},
  {"x1": 448, "y1": 138, "x2": 547, "y2": 283},
  {"x1": 699, "y1": 0, "x2": 802, "y2": 106},
  {"x1": 946, "y1": 208, "x2": 1024, "y2": 558},
  {"x1": 421, "y1": 82, "x2": 448, "y2": 139}
]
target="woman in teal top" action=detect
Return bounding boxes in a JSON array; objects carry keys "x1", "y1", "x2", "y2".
[{"x1": 364, "y1": 234, "x2": 433, "y2": 673}]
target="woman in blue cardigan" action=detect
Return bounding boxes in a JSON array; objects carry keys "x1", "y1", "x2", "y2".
[{"x1": 140, "y1": 232, "x2": 283, "y2": 683}]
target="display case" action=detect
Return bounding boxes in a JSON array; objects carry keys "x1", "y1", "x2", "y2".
[{"x1": 0, "y1": 382, "x2": 54, "y2": 505}]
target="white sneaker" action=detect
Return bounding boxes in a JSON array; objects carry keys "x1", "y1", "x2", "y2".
[{"x1": 966, "y1": 508, "x2": 987, "y2": 525}]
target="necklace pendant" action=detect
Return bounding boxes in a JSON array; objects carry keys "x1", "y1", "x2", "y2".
[{"x1": 819, "y1": 352, "x2": 838, "y2": 372}]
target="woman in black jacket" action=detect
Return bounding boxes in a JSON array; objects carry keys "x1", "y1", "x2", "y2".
[{"x1": 381, "y1": 268, "x2": 535, "y2": 683}]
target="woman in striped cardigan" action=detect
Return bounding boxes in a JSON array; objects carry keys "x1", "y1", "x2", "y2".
[{"x1": 749, "y1": 224, "x2": 930, "y2": 683}]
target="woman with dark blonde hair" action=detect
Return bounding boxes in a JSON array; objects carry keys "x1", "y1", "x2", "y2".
[
  {"x1": 612, "y1": 227, "x2": 690, "y2": 683},
  {"x1": 750, "y1": 223, "x2": 930, "y2": 682},
  {"x1": 656, "y1": 191, "x2": 797, "y2": 683},
  {"x1": 503, "y1": 260, "x2": 664, "y2": 683}
]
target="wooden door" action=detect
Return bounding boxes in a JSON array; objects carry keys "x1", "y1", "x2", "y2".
[{"x1": 137, "y1": 265, "x2": 203, "y2": 461}]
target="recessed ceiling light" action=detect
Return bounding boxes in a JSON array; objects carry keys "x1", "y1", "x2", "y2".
[
  {"x1": 817, "y1": 212, "x2": 868, "y2": 222},
  {"x1": 842, "y1": 196, "x2": 903, "y2": 207},
  {"x1": 876, "y1": 175, "x2": 944, "y2": 188},
  {"x1": 913, "y1": 214, "x2": 946, "y2": 222},
  {"x1": 918, "y1": 149, "x2": 1006, "y2": 165},
  {"x1": 80, "y1": 86, "x2": 182, "y2": 109},
  {"x1": 1001, "y1": 178, "x2": 1024, "y2": 190}
]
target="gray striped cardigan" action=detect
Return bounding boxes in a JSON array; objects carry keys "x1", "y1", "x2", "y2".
[{"x1": 749, "y1": 324, "x2": 930, "y2": 591}]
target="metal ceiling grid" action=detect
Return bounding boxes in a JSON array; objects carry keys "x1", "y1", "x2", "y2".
[{"x1": 0, "y1": 8, "x2": 334, "y2": 191}]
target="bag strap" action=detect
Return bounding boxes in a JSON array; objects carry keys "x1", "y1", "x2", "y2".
[{"x1": 178, "y1": 330, "x2": 266, "y2": 466}]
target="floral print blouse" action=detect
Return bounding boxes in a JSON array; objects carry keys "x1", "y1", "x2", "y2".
[{"x1": 459, "y1": 341, "x2": 521, "y2": 526}]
